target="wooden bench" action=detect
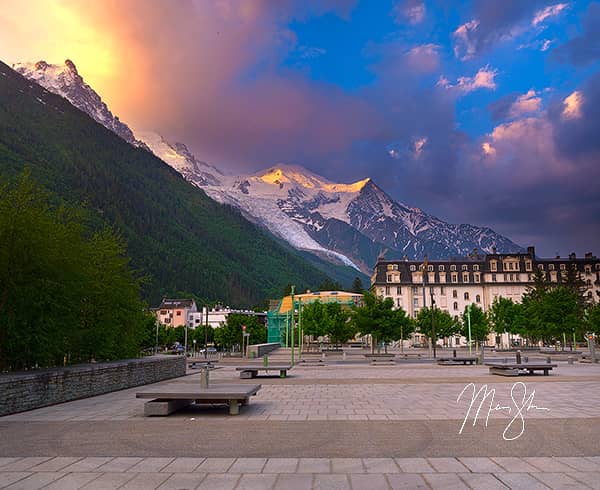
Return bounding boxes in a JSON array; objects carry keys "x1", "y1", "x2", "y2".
[
  {"x1": 364, "y1": 354, "x2": 395, "y2": 364},
  {"x1": 437, "y1": 357, "x2": 478, "y2": 365},
  {"x1": 235, "y1": 364, "x2": 292, "y2": 378},
  {"x1": 136, "y1": 383, "x2": 261, "y2": 416},
  {"x1": 486, "y1": 363, "x2": 557, "y2": 376}
]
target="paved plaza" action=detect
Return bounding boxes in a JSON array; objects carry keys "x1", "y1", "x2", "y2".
[{"x1": 1, "y1": 359, "x2": 600, "y2": 488}]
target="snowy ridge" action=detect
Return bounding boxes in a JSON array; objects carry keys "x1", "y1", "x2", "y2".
[
  {"x1": 13, "y1": 60, "x2": 143, "y2": 147},
  {"x1": 15, "y1": 59, "x2": 522, "y2": 274}
]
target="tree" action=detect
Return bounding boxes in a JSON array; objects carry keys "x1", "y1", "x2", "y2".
[
  {"x1": 351, "y1": 276, "x2": 364, "y2": 294},
  {"x1": 415, "y1": 307, "x2": 459, "y2": 346},
  {"x1": 300, "y1": 301, "x2": 356, "y2": 345},
  {"x1": 488, "y1": 297, "x2": 525, "y2": 346},
  {"x1": 0, "y1": 172, "x2": 148, "y2": 371},
  {"x1": 461, "y1": 304, "x2": 490, "y2": 346},
  {"x1": 213, "y1": 314, "x2": 266, "y2": 350},
  {"x1": 318, "y1": 279, "x2": 343, "y2": 291},
  {"x1": 587, "y1": 302, "x2": 600, "y2": 337},
  {"x1": 351, "y1": 292, "x2": 411, "y2": 352}
]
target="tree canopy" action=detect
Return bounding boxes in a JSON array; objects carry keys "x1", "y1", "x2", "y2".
[
  {"x1": 0, "y1": 172, "x2": 148, "y2": 371},
  {"x1": 415, "y1": 307, "x2": 459, "y2": 344}
]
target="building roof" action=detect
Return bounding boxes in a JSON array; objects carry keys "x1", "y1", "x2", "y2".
[{"x1": 158, "y1": 298, "x2": 196, "y2": 309}]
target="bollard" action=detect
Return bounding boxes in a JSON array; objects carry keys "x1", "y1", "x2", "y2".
[
  {"x1": 200, "y1": 367, "x2": 209, "y2": 388},
  {"x1": 453, "y1": 349, "x2": 457, "y2": 358},
  {"x1": 516, "y1": 350, "x2": 522, "y2": 364},
  {"x1": 343, "y1": 351, "x2": 347, "y2": 361},
  {"x1": 263, "y1": 354, "x2": 268, "y2": 368},
  {"x1": 568, "y1": 356, "x2": 574, "y2": 365},
  {"x1": 546, "y1": 356, "x2": 551, "y2": 364}
]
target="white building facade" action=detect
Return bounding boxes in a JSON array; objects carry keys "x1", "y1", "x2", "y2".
[{"x1": 371, "y1": 247, "x2": 600, "y2": 347}]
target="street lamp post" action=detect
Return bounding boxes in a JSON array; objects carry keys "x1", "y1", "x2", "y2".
[
  {"x1": 204, "y1": 306, "x2": 209, "y2": 359},
  {"x1": 290, "y1": 285, "x2": 295, "y2": 366},
  {"x1": 193, "y1": 339, "x2": 196, "y2": 357},
  {"x1": 467, "y1": 304, "x2": 472, "y2": 355},
  {"x1": 155, "y1": 316, "x2": 160, "y2": 355},
  {"x1": 430, "y1": 289, "x2": 436, "y2": 359}
]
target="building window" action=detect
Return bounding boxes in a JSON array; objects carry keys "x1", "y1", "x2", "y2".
[
  {"x1": 453, "y1": 302, "x2": 458, "y2": 311},
  {"x1": 195, "y1": 319, "x2": 200, "y2": 324},
  {"x1": 387, "y1": 264, "x2": 398, "y2": 271},
  {"x1": 396, "y1": 286, "x2": 402, "y2": 295},
  {"x1": 492, "y1": 273, "x2": 496, "y2": 282},
  {"x1": 476, "y1": 294, "x2": 481, "y2": 303},
  {"x1": 387, "y1": 274, "x2": 393, "y2": 282},
  {"x1": 439, "y1": 265, "x2": 445, "y2": 271},
  {"x1": 397, "y1": 298, "x2": 402, "y2": 307},
  {"x1": 538, "y1": 264, "x2": 544, "y2": 270},
  {"x1": 160, "y1": 310, "x2": 167, "y2": 315},
  {"x1": 453, "y1": 290, "x2": 457, "y2": 298},
  {"x1": 450, "y1": 265, "x2": 457, "y2": 271},
  {"x1": 412, "y1": 286, "x2": 419, "y2": 294},
  {"x1": 560, "y1": 264, "x2": 566, "y2": 271},
  {"x1": 462, "y1": 264, "x2": 468, "y2": 271},
  {"x1": 525, "y1": 261, "x2": 532, "y2": 271},
  {"x1": 385, "y1": 286, "x2": 390, "y2": 295},
  {"x1": 585, "y1": 266, "x2": 592, "y2": 274},
  {"x1": 596, "y1": 264, "x2": 600, "y2": 271},
  {"x1": 451, "y1": 273, "x2": 458, "y2": 283},
  {"x1": 428, "y1": 265, "x2": 434, "y2": 271},
  {"x1": 440, "y1": 286, "x2": 445, "y2": 295},
  {"x1": 549, "y1": 264, "x2": 555, "y2": 271},
  {"x1": 462, "y1": 272, "x2": 469, "y2": 282},
  {"x1": 508, "y1": 262, "x2": 514, "y2": 270},
  {"x1": 413, "y1": 298, "x2": 419, "y2": 307},
  {"x1": 410, "y1": 265, "x2": 416, "y2": 271},
  {"x1": 164, "y1": 318, "x2": 171, "y2": 323},
  {"x1": 176, "y1": 311, "x2": 181, "y2": 316},
  {"x1": 474, "y1": 273, "x2": 480, "y2": 283},
  {"x1": 473, "y1": 265, "x2": 480, "y2": 271},
  {"x1": 464, "y1": 292, "x2": 469, "y2": 300},
  {"x1": 490, "y1": 261, "x2": 497, "y2": 271},
  {"x1": 587, "y1": 279, "x2": 592, "y2": 287}
]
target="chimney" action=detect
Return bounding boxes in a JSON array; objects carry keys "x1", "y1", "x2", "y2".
[
  {"x1": 402, "y1": 255, "x2": 408, "y2": 261},
  {"x1": 527, "y1": 246, "x2": 535, "y2": 257},
  {"x1": 492, "y1": 246, "x2": 497, "y2": 255},
  {"x1": 473, "y1": 248, "x2": 478, "y2": 258},
  {"x1": 569, "y1": 252, "x2": 576, "y2": 260},
  {"x1": 585, "y1": 252, "x2": 593, "y2": 259}
]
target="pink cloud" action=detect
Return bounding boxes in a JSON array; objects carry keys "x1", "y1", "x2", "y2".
[
  {"x1": 532, "y1": 3, "x2": 568, "y2": 26},
  {"x1": 405, "y1": 44, "x2": 440, "y2": 73},
  {"x1": 439, "y1": 66, "x2": 498, "y2": 94}
]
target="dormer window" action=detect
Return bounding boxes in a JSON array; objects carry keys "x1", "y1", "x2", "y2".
[
  {"x1": 438, "y1": 265, "x2": 445, "y2": 272},
  {"x1": 428, "y1": 265, "x2": 434, "y2": 272},
  {"x1": 450, "y1": 265, "x2": 457, "y2": 271},
  {"x1": 538, "y1": 264, "x2": 544, "y2": 270},
  {"x1": 525, "y1": 261, "x2": 532, "y2": 271},
  {"x1": 549, "y1": 264, "x2": 555, "y2": 271},
  {"x1": 462, "y1": 265, "x2": 468, "y2": 271},
  {"x1": 490, "y1": 261, "x2": 497, "y2": 271},
  {"x1": 410, "y1": 265, "x2": 416, "y2": 271},
  {"x1": 473, "y1": 265, "x2": 480, "y2": 271},
  {"x1": 560, "y1": 264, "x2": 566, "y2": 271}
]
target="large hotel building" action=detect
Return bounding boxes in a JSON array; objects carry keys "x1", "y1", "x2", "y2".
[{"x1": 371, "y1": 247, "x2": 600, "y2": 346}]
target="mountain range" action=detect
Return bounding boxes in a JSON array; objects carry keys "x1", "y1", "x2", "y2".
[
  {"x1": 13, "y1": 59, "x2": 523, "y2": 276},
  {"x1": 1, "y1": 59, "x2": 340, "y2": 306}
]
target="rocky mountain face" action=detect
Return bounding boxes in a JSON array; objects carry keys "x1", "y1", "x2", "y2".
[
  {"x1": 12, "y1": 60, "x2": 144, "y2": 147},
  {"x1": 16, "y1": 59, "x2": 523, "y2": 275}
]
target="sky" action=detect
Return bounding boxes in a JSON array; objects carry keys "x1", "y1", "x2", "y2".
[{"x1": 1, "y1": 0, "x2": 599, "y2": 258}]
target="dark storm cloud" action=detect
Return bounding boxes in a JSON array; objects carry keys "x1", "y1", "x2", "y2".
[
  {"x1": 553, "y1": 2, "x2": 600, "y2": 66},
  {"x1": 452, "y1": 0, "x2": 551, "y2": 59}
]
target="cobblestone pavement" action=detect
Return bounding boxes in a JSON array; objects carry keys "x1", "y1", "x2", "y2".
[
  {"x1": 1, "y1": 456, "x2": 599, "y2": 489},
  {"x1": 2, "y1": 362, "x2": 600, "y2": 488}
]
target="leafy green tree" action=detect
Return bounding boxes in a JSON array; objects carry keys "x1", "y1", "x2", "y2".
[
  {"x1": 213, "y1": 314, "x2": 266, "y2": 350},
  {"x1": 301, "y1": 300, "x2": 328, "y2": 339},
  {"x1": 537, "y1": 286, "x2": 583, "y2": 346},
  {"x1": 461, "y1": 304, "x2": 490, "y2": 346},
  {"x1": 415, "y1": 307, "x2": 458, "y2": 346},
  {"x1": 587, "y1": 302, "x2": 600, "y2": 337},
  {"x1": 351, "y1": 276, "x2": 364, "y2": 293},
  {"x1": 351, "y1": 292, "x2": 411, "y2": 352},
  {"x1": 0, "y1": 172, "x2": 147, "y2": 371}
]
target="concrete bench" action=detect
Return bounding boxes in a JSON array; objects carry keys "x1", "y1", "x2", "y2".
[
  {"x1": 437, "y1": 357, "x2": 477, "y2": 365},
  {"x1": 364, "y1": 354, "x2": 395, "y2": 364},
  {"x1": 136, "y1": 383, "x2": 261, "y2": 416},
  {"x1": 235, "y1": 365, "x2": 291, "y2": 378},
  {"x1": 397, "y1": 353, "x2": 422, "y2": 359},
  {"x1": 188, "y1": 360, "x2": 219, "y2": 369},
  {"x1": 486, "y1": 363, "x2": 557, "y2": 376}
]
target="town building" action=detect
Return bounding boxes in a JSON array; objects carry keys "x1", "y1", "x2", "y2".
[
  {"x1": 371, "y1": 247, "x2": 600, "y2": 347},
  {"x1": 187, "y1": 306, "x2": 266, "y2": 329},
  {"x1": 155, "y1": 298, "x2": 198, "y2": 327}
]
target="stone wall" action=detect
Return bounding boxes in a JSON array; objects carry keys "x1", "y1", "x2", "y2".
[{"x1": 0, "y1": 355, "x2": 185, "y2": 416}]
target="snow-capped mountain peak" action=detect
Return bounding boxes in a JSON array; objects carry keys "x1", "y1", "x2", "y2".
[
  {"x1": 12, "y1": 59, "x2": 142, "y2": 147},
  {"x1": 254, "y1": 164, "x2": 371, "y2": 194}
]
